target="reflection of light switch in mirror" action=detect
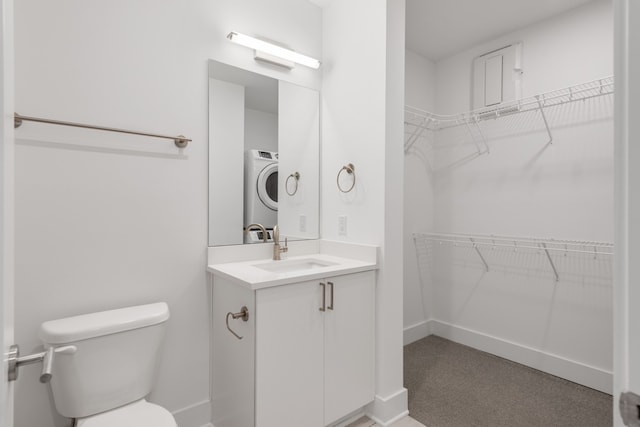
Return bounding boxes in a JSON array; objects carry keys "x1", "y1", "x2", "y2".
[
  {"x1": 338, "y1": 215, "x2": 347, "y2": 236},
  {"x1": 299, "y1": 215, "x2": 307, "y2": 232}
]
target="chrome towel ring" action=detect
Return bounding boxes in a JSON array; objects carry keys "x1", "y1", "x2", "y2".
[
  {"x1": 337, "y1": 163, "x2": 356, "y2": 193},
  {"x1": 286, "y1": 172, "x2": 300, "y2": 196}
]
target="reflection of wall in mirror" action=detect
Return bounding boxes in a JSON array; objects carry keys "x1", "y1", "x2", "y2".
[
  {"x1": 245, "y1": 109, "x2": 277, "y2": 152},
  {"x1": 278, "y1": 81, "x2": 320, "y2": 240},
  {"x1": 209, "y1": 78, "x2": 245, "y2": 246},
  {"x1": 244, "y1": 108, "x2": 279, "y2": 242}
]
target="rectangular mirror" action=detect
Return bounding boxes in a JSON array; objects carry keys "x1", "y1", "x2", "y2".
[{"x1": 208, "y1": 60, "x2": 320, "y2": 246}]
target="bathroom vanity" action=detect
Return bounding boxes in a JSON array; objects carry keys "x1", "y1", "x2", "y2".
[{"x1": 208, "y1": 243, "x2": 377, "y2": 427}]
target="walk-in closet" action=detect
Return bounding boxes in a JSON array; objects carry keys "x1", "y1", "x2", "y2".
[{"x1": 403, "y1": 0, "x2": 613, "y2": 425}]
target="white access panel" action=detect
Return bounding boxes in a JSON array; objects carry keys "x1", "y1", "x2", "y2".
[
  {"x1": 484, "y1": 55, "x2": 504, "y2": 106},
  {"x1": 473, "y1": 43, "x2": 522, "y2": 109}
]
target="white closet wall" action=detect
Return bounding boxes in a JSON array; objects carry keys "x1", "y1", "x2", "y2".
[
  {"x1": 404, "y1": 0, "x2": 613, "y2": 393},
  {"x1": 403, "y1": 50, "x2": 436, "y2": 343}
]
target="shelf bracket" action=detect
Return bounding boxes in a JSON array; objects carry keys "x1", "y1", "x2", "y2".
[
  {"x1": 463, "y1": 119, "x2": 482, "y2": 155},
  {"x1": 535, "y1": 96, "x2": 553, "y2": 145},
  {"x1": 404, "y1": 116, "x2": 428, "y2": 152},
  {"x1": 540, "y1": 242, "x2": 560, "y2": 282},
  {"x1": 470, "y1": 238, "x2": 489, "y2": 272},
  {"x1": 473, "y1": 117, "x2": 490, "y2": 154}
]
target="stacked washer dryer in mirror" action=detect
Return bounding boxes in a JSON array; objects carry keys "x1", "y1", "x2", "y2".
[{"x1": 244, "y1": 149, "x2": 278, "y2": 243}]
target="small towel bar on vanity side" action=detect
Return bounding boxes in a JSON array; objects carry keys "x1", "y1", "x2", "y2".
[{"x1": 14, "y1": 113, "x2": 191, "y2": 148}]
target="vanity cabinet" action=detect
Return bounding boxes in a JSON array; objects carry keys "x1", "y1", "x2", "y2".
[{"x1": 211, "y1": 270, "x2": 375, "y2": 427}]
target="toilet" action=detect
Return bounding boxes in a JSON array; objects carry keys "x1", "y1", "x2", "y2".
[{"x1": 38, "y1": 302, "x2": 177, "y2": 427}]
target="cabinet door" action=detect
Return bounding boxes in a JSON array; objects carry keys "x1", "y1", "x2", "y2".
[
  {"x1": 255, "y1": 280, "x2": 324, "y2": 427},
  {"x1": 324, "y1": 271, "x2": 375, "y2": 425}
]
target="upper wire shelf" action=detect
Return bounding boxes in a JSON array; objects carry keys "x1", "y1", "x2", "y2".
[{"x1": 404, "y1": 76, "x2": 614, "y2": 153}]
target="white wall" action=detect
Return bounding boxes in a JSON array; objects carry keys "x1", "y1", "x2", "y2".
[
  {"x1": 244, "y1": 109, "x2": 278, "y2": 153},
  {"x1": 322, "y1": 0, "x2": 408, "y2": 423},
  {"x1": 404, "y1": 0, "x2": 614, "y2": 392},
  {"x1": 13, "y1": 1, "x2": 321, "y2": 426},
  {"x1": 210, "y1": 79, "x2": 245, "y2": 246},
  {"x1": 403, "y1": 50, "x2": 436, "y2": 343}
]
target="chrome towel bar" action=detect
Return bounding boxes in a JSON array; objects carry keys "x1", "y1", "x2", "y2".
[{"x1": 14, "y1": 113, "x2": 191, "y2": 148}]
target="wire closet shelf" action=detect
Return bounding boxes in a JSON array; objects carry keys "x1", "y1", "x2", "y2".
[
  {"x1": 404, "y1": 76, "x2": 614, "y2": 152},
  {"x1": 414, "y1": 232, "x2": 613, "y2": 281}
]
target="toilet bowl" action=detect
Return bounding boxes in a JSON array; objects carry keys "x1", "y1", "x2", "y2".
[{"x1": 38, "y1": 302, "x2": 177, "y2": 426}]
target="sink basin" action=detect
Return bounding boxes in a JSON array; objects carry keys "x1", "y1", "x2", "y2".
[{"x1": 253, "y1": 258, "x2": 337, "y2": 274}]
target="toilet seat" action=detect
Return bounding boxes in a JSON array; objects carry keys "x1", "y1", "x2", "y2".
[{"x1": 76, "y1": 399, "x2": 176, "y2": 427}]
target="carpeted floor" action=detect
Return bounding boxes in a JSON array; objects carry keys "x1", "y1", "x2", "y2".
[{"x1": 404, "y1": 336, "x2": 612, "y2": 427}]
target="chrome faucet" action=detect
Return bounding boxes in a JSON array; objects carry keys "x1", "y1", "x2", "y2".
[
  {"x1": 272, "y1": 225, "x2": 288, "y2": 260},
  {"x1": 245, "y1": 223, "x2": 268, "y2": 243}
]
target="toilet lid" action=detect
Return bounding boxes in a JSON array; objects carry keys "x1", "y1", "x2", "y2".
[{"x1": 77, "y1": 399, "x2": 176, "y2": 427}]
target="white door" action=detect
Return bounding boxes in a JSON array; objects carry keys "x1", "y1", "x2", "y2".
[
  {"x1": 255, "y1": 280, "x2": 324, "y2": 427},
  {"x1": 614, "y1": 1, "x2": 640, "y2": 426},
  {"x1": 0, "y1": 0, "x2": 15, "y2": 425},
  {"x1": 324, "y1": 272, "x2": 375, "y2": 426}
]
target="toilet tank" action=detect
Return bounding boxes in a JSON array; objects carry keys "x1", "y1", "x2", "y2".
[{"x1": 38, "y1": 302, "x2": 170, "y2": 419}]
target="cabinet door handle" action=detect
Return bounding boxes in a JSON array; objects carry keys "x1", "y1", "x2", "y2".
[
  {"x1": 327, "y1": 282, "x2": 334, "y2": 310},
  {"x1": 319, "y1": 282, "x2": 326, "y2": 312}
]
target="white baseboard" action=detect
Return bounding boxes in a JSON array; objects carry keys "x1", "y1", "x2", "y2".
[
  {"x1": 403, "y1": 320, "x2": 431, "y2": 346},
  {"x1": 366, "y1": 388, "x2": 409, "y2": 426},
  {"x1": 330, "y1": 409, "x2": 367, "y2": 427},
  {"x1": 172, "y1": 399, "x2": 211, "y2": 427},
  {"x1": 428, "y1": 319, "x2": 613, "y2": 394}
]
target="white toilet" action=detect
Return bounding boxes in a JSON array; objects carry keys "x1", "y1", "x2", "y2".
[{"x1": 38, "y1": 302, "x2": 177, "y2": 427}]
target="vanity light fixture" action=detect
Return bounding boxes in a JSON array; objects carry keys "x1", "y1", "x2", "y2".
[{"x1": 227, "y1": 31, "x2": 321, "y2": 70}]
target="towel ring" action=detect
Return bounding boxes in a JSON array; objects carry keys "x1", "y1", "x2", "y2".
[
  {"x1": 286, "y1": 172, "x2": 300, "y2": 196},
  {"x1": 226, "y1": 306, "x2": 249, "y2": 340},
  {"x1": 337, "y1": 163, "x2": 356, "y2": 193}
]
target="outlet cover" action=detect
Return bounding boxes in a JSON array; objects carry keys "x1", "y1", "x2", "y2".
[{"x1": 338, "y1": 215, "x2": 347, "y2": 236}]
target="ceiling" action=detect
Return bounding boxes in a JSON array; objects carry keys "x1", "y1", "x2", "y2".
[{"x1": 406, "y1": 0, "x2": 597, "y2": 61}]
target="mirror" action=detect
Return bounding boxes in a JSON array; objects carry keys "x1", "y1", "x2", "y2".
[{"x1": 208, "y1": 60, "x2": 320, "y2": 246}]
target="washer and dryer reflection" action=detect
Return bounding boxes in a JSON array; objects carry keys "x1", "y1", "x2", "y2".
[{"x1": 244, "y1": 149, "x2": 278, "y2": 243}]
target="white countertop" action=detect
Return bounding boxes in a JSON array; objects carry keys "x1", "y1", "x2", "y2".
[{"x1": 207, "y1": 253, "x2": 378, "y2": 290}]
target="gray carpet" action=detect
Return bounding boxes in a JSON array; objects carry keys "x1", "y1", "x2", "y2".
[{"x1": 404, "y1": 336, "x2": 612, "y2": 427}]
